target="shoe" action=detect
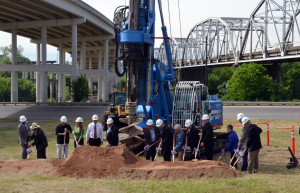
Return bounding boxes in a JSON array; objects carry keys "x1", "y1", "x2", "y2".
[{"x1": 253, "y1": 169, "x2": 258, "y2": 173}]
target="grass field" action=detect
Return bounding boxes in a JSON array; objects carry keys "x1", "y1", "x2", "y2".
[{"x1": 0, "y1": 117, "x2": 300, "y2": 193}]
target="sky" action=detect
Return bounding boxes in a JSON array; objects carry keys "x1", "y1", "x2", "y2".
[{"x1": 0, "y1": 0, "x2": 261, "y2": 61}]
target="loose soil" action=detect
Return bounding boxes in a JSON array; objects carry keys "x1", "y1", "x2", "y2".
[{"x1": 0, "y1": 145, "x2": 240, "y2": 180}]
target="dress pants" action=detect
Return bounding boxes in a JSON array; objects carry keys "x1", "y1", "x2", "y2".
[
  {"x1": 21, "y1": 144, "x2": 27, "y2": 159},
  {"x1": 248, "y1": 149, "x2": 260, "y2": 174},
  {"x1": 89, "y1": 138, "x2": 101, "y2": 147}
]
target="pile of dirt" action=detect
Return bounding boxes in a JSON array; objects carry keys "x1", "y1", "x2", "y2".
[
  {"x1": 0, "y1": 145, "x2": 240, "y2": 180},
  {"x1": 121, "y1": 160, "x2": 240, "y2": 180},
  {"x1": 55, "y1": 145, "x2": 142, "y2": 178}
]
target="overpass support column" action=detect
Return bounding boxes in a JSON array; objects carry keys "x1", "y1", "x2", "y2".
[
  {"x1": 40, "y1": 26, "x2": 48, "y2": 102},
  {"x1": 102, "y1": 40, "x2": 109, "y2": 102},
  {"x1": 71, "y1": 24, "x2": 78, "y2": 102},
  {"x1": 58, "y1": 43, "x2": 65, "y2": 102},
  {"x1": 80, "y1": 41, "x2": 86, "y2": 70},
  {"x1": 98, "y1": 51, "x2": 103, "y2": 102},
  {"x1": 88, "y1": 57, "x2": 93, "y2": 98},
  {"x1": 36, "y1": 44, "x2": 41, "y2": 102},
  {"x1": 11, "y1": 29, "x2": 18, "y2": 102}
]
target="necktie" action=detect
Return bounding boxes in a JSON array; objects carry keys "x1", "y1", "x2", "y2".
[{"x1": 94, "y1": 124, "x2": 97, "y2": 139}]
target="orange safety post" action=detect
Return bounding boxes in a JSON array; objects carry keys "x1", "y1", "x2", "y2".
[
  {"x1": 291, "y1": 126, "x2": 295, "y2": 156},
  {"x1": 266, "y1": 122, "x2": 270, "y2": 146}
]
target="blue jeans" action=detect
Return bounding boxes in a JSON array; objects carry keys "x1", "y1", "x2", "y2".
[{"x1": 241, "y1": 149, "x2": 248, "y2": 171}]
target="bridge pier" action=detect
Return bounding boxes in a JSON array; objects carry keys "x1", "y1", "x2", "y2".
[{"x1": 265, "y1": 62, "x2": 281, "y2": 83}]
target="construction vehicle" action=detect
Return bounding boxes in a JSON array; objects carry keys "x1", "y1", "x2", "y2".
[
  {"x1": 102, "y1": 91, "x2": 127, "y2": 131},
  {"x1": 113, "y1": 0, "x2": 226, "y2": 155}
]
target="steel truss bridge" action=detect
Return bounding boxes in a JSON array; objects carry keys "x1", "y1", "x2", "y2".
[{"x1": 157, "y1": 0, "x2": 300, "y2": 71}]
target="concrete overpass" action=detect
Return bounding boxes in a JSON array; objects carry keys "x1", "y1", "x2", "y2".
[{"x1": 0, "y1": 0, "x2": 119, "y2": 102}]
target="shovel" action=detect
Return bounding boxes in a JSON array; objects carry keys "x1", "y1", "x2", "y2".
[
  {"x1": 172, "y1": 134, "x2": 177, "y2": 162},
  {"x1": 217, "y1": 151, "x2": 225, "y2": 161},
  {"x1": 231, "y1": 149, "x2": 246, "y2": 169},
  {"x1": 229, "y1": 149, "x2": 239, "y2": 165},
  {"x1": 62, "y1": 130, "x2": 66, "y2": 158},
  {"x1": 183, "y1": 133, "x2": 189, "y2": 161},
  {"x1": 136, "y1": 140, "x2": 160, "y2": 156},
  {"x1": 26, "y1": 148, "x2": 32, "y2": 159},
  {"x1": 154, "y1": 139, "x2": 162, "y2": 161},
  {"x1": 192, "y1": 132, "x2": 202, "y2": 162}
]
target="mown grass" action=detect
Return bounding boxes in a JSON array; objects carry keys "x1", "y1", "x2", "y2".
[{"x1": 0, "y1": 118, "x2": 300, "y2": 193}]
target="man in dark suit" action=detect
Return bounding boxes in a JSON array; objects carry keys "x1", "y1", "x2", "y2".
[
  {"x1": 144, "y1": 119, "x2": 161, "y2": 161},
  {"x1": 200, "y1": 114, "x2": 214, "y2": 160},
  {"x1": 29, "y1": 122, "x2": 48, "y2": 159},
  {"x1": 106, "y1": 118, "x2": 119, "y2": 146},
  {"x1": 18, "y1": 115, "x2": 31, "y2": 159},
  {"x1": 156, "y1": 119, "x2": 173, "y2": 161},
  {"x1": 185, "y1": 119, "x2": 200, "y2": 159},
  {"x1": 243, "y1": 117, "x2": 262, "y2": 174}
]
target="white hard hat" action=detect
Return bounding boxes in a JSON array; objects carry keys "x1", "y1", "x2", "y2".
[
  {"x1": 156, "y1": 119, "x2": 164, "y2": 127},
  {"x1": 202, "y1": 114, "x2": 210, "y2": 120},
  {"x1": 60, "y1": 116, "x2": 67, "y2": 122},
  {"x1": 92, "y1": 114, "x2": 99, "y2": 120},
  {"x1": 237, "y1": 113, "x2": 245, "y2": 120},
  {"x1": 242, "y1": 117, "x2": 250, "y2": 125},
  {"x1": 106, "y1": 118, "x2": 114, "y2": 124},
  {"x1": 185, "y1": 119, "x2": 193, "y2": 127},
  {"x1": 75, "y1": 117, "x2": 83, "y2": 123},
  {"x1": 146, "y1": 119, "x2": 154, "y2": 126},
  {"x1": 19, "y1": 115, "x2": 27, "y2": 122}
]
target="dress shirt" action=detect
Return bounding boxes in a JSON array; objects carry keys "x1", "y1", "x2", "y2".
[{"x1": 86, "y1": 122, "x2": 103, "y2": 141}]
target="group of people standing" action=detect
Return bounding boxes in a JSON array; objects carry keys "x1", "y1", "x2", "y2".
[
  {"x1": 17, "y1": 112, "x2": 262, "y2": 174},
  {"x1": 223, "y1": 113, "x2": 262, "y2": 174},
  {"x1": 143, "y1": 114, "x2": 214, "y2": 161},
  {"x1": 18, "y1": 114, "x2": 119, "y2": 159}
]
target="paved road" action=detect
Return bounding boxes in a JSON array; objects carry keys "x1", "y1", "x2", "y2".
[
  {"x1": 0, "y1": 106, "x2": 108, "y2": 128},
  {"x1": 0, "y1": 105, "x2": 299, "y2": 127},
  {"x1": 223, "y1": 106, "x2": 300, "y2": 119}
]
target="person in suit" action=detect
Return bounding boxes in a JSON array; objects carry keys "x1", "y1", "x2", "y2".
[
  {"x1": 29, "y1": 122, "x2": 48, "y2": 159},
  {"x1": 144, "y1": 119, "x2": 161, "y2": 161},
  {"x1": 200, "y1": 114, "x2": 214, "y2": 160},
  {"x1": 185, "y1": 119, "x2": 200, "y2": 159},
  {"x1": 156, "y1": 119, "x2": 173, "y2": 161},
  {"x1": 243, "y1": 117, "x2": 262, "y2": 174},
  {"x1": 18, "y1": 115, "x2": 31, "y2": 159},
  {"x1": 106, "y1": 118, "x2": 119, "y2": 146}
]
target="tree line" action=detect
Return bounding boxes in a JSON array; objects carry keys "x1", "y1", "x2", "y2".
[{"x1": 208, "y1": 62, "x2": 300, "y2": 101}]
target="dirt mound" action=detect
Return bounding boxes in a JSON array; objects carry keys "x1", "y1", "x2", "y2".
[
  {"x1": 0, "y1": 145, "x2": 240, "y2": 180},
  {"x1": 121, "y1": 160, "x2": 240, "y2": 180},
  {"x1": 55, "y1": 145, "x2": 142, "y2": 178}
]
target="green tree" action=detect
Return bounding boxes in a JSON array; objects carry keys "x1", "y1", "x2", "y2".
[
  {"x1": 208, "y1": 67, "x2": 232, "y2": 97},
  {"x1": 0, "y1": 77, "x2": 36, "y2": 102},
  {"x1": 227, "y1": 63, "x2": 287, "y2": 101},
  {"x1": 0, "y1": 45, "x2": 31, "y2": 78},
  {"x1": 281, "y1": 62, "x2": 300, "y2": 99},
  {"x1": 71, "y1": 75, "x2": 90, "y2": 102},
  {"x1": 0, "y1": 76, "x2": 10, "y2": 102},
  {"x1": 18, "y1": 79, "x2": 36, "y2": 102}
]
